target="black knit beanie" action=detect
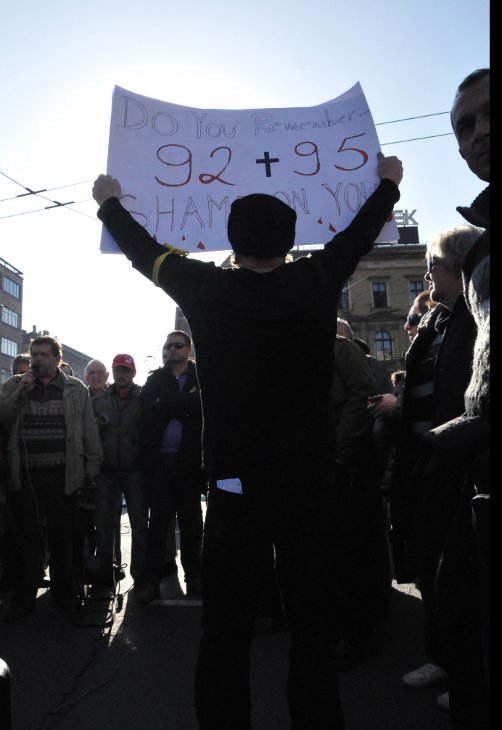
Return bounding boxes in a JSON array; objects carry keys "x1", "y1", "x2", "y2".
[{"x1": 227, "y1": 193, "x2": 297, "y2": 257}]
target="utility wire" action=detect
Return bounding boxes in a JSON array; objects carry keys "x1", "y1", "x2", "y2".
[
  {"x1": 375, "y1": 111, "x2": 449, "y2": 125},
  {"x1": 0, "y1": 199, "x2": 94, "y2": 220},
  {"x1": 382, "y1": 132, "x2": 453, "y2": 146},
  {"x1": 0, "y1": 170, "x2": 97, "y2": 220},
  {"x1": 0, "y1": 179, "x2": 93, "y2": 203}
]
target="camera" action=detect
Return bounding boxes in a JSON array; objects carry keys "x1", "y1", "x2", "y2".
[{"x1": 96, "y1": 412, "x2": 110, "y2": 428}]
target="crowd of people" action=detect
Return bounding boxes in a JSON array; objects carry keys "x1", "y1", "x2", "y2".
[{"x1": 0, "y1": 68, "x2": 490, "y2": 730}]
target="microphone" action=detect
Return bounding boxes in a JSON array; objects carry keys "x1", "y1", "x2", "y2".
[{"x1": 31, "y1": 363, "x2": 41, "y2": 378}]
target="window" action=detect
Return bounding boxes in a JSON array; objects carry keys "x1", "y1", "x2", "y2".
[
  {"x1": 0, "y1": 368, "x2": 11, "y2": 384},
  {"x1": 374, "y1": 329, "x2": 393, "y2": 362},
  {"x1": 409, "y1": 279, "x2": 425, "y2": 302},
  {"x1": 3, "y1": 276, "x2": 20, "y2": 299},
  {"x1": 338, "y1": 282, "x2": 350, "y2": 311},
  {"x1": 372, "y1": 282, "x2": 388, "y2": 308},
  {"x1": 1, "y1": 337, "x2": 18, "y2": 357},
  {"x1": 2, "y1": 306, "x2": 20, "y2": 328}
]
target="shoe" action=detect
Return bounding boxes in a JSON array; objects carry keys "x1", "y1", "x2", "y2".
[
  {"x1": 402, "y1": 663, "x2": 448, "y2": 689},
  {"x1": 185, "y1": 577, "x2": 202, "y2": 594},
  {"x1": 2, "y1": 600, "x2": 36, "y2": 622},
  {"x1": 335, "y1": 639, "x2": 366, "y2": 672},
  {"x1": 436, "y1": 691, "x2": 450, "y2": 712},
  {"x1": 88, "y1": 585, "x2": 115, "y2": 601},
  {"x1": 135, "y1": 583, "x2": 160, "y2": 604},
  {"x1": 50, "y1": 589, "x2": 82, "y2": 611}
]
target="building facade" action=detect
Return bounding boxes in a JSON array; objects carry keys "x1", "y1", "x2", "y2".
[
  {"x1": 21, "y1": 326, "x2": 93, "y2": 381},
  {"x1": 0, "y1": 256, "x2": 23, "y2": 383},
  {"x1": 1, "y1": 254, "x2": 94, "y2": 383},
  {"x1": 337, "y1": 241, "x2": 426, "y2": 371}
]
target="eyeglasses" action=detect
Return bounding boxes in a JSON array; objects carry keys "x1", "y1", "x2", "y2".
[
  {"x1": 406, "y1": 313, "x2": 421, "y2": 327},
  {"x1": 164, "y1": 342, "x2": 187, "y2": 350}
]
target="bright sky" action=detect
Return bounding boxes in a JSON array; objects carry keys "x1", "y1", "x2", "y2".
[{"x1": 0, "y1": 0, "x2": 489, "y2": 384}]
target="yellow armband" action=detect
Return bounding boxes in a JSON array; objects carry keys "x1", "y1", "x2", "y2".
[{"x1": 152, "y1": 244, "x2": 189, "y2": 287}]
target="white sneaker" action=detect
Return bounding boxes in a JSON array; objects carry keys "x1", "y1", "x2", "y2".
[
  {"x1": 436, "y1": 691, "x2": 450, "y2": 712},
  {"x1": 402, "y1": 662, "x2": 448, "y2": 689}
]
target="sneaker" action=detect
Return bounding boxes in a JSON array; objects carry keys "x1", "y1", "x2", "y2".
[
  {"x1": 135, "y1": 583, "x2": 160, "y2": 604},
  {"x1": 402, "y1": 662, "x2": 448, "y2": 689},
  {"x1": 50, "y1": 589, "x2": 82, "y2": 611},
  {"x1": 88, "y1": 585, "x2": 115, "y2": 602},
  {"x1": 436, "y1": 691, "x2": 450, "y2": 712}
]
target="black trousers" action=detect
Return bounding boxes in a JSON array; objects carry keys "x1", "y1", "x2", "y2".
[
  {"x1": 145, "y1": 455, "x2": 204, "y2": 584},
  {"x1": 9, "y1": 467, "x2": 77, "y2": 602},
  {"x1": 194, "y1": 473, "x2": 345, "y2": 730}
]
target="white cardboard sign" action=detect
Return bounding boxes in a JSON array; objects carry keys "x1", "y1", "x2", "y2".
[{"x1": 101, "y1": 82, "x2": 398, "y2": 253}]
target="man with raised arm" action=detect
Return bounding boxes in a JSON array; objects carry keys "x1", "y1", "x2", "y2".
[{"x1": 92, "y1": 151, "x2": 403, "y2": 730}]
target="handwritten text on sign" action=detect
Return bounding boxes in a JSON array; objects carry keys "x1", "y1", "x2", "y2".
[{"x1": 101, "y1": 83, "x2": 398, "y2": 253}]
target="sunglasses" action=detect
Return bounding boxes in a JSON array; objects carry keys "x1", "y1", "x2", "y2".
[
  {"x1": 406, "y1": 313, "x2": 421, "y2": 327},
  {"x1": 164, "y1": 342, "x2": 187, "y2": 350},
  {"x1": 426, "y1": 256, "x2": 443, "y2": 273}
]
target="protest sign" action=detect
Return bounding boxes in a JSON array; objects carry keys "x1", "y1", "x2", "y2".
[{"x1": 101, "y1": 82, "x2": 398, "y2": 253}]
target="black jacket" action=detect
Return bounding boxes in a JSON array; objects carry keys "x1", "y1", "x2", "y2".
[
  {"x1": 390, "y1": 296, "x2": 476, "y2": 543},
  {"x1": 98, "y1": 179, "x2": 400, "y2": 480},
  {"x1": 139, "y1": 360, "x2": 203, "y2": 476},
  {"x1": 423, "y1": 186, "x2": 490, "y2": 476}
]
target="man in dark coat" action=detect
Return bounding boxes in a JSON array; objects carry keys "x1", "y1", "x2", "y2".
[
  {"x1": 137, "y1": 330, "x2": 205, "y2": 602},
  {"x1": 413, "y1": 69, "x2": 490, "y2": 728}
]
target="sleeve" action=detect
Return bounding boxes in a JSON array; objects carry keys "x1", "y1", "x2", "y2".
[
  {"x1": 0, "y1": 376, "x2": 23, "y2": 426},
  {"x1": 139, "y1": 371, "x2": 202, "y2": 425},
  {"x1": 97, "y1": 198, "x2": 210, "y2": 303},
  {"x1": 98, "y1": 197, "x2": 167, "y2": 281},
  {"x1": 323, "y1": 178, "x2": 400, "y2": 272},
  {"x1": 80, "y1": 388, "x2": 104, "y2": 477},
  {"x1": 139, "y1": 372, "x2": 176, "y2": 425},
  {"x1": 332, "y1": 338, "x2": 378, "y2": 469}
]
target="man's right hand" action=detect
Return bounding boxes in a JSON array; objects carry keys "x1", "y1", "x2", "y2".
[
  {"x1": 18, "y1": 370, "x2": 36, "y2": 394},
  {"x1": 92, "y1": 174, "x2": 122, "y2": 206},
  {"x1": 376, "y1": 151, "x2": 403, "y2": 186},
  {"x1": 367, "y1": 392, "x2": 397, "y2": 419}
]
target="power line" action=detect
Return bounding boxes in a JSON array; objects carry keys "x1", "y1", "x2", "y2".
[
  {"x1": 0, "y1": 170, "x2": 95, "y2": 220},
  {"x1": 375, "y1": 111, "x2": 449, "y2": 125},
  {"x1": 0, "y1": 170, "x2": 91, "y2": 218},
  {"x1": 0, "y1": 199, "x2": 94, "y2": 221},
  {"x1": 382, "y1": 132, "x2": 454, "y2": 146},
  {"x1": 0, "y1": 179, "x2": 92, "y2": 203}
]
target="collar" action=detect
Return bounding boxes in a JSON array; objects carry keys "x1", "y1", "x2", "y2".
[
  {"x1": 36, "y1": 370, "x2": 64, "y2": 389},
  {"x1": 456, "y1": 185, "x2": 490, "y2": 229}
]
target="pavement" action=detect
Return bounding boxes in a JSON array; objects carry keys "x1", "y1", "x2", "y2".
[{"x1": 0, "y1": 510, "x2": 451, "y2": 730}]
